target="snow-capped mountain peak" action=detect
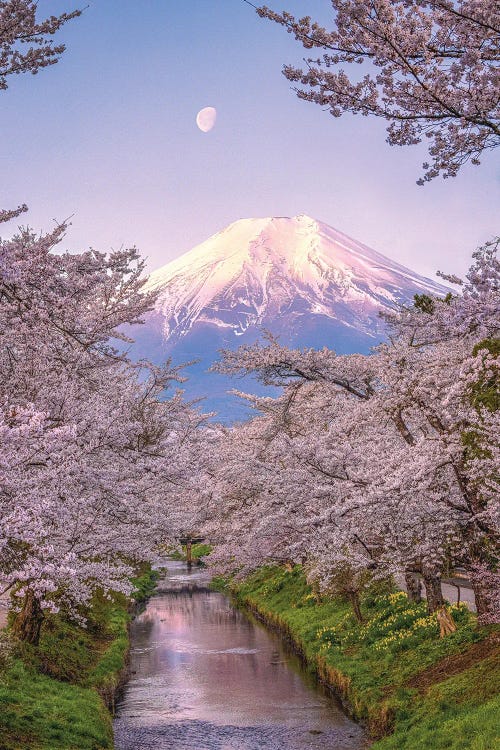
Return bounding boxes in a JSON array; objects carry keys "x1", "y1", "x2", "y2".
[
  {"x1": 127, "y1": 215, "x2": 448, "y2": 419},
  {"x1": 145, "y1": 215, "x2": 445, "y2": 342}
]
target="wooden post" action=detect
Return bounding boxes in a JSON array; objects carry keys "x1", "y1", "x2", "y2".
[
  {"x1": 186, "y1": 539, "x2": 193, "y2": 568},
  {"x1": 436, "y1": 606, "x2": 457, "y2": 637}
]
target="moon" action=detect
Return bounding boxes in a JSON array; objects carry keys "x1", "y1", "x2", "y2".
[{"x1": 196, "y1": 106, "x2": 217, "y2": 133}]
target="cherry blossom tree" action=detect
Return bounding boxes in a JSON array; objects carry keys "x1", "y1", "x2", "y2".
[
  {"x1": 0, "y1": 2, "x2": 208, "y2": 643},
  {"x1": 211, "y1": 242, "x2": 499, "y2": 621},
  {"x1": 0, "y1": 1, "x2": 79, "y2": 222},
  {"x1": 206, "y1": 377, "x2": 462, "y2": 618},
  {"x1": 0, "y1": 0, "x2": 80, "y2": 91},
  {"x1": 0, "y1": 222, "x2": 205, "y2": 642},
  {"x1": 252, "y1": 1, "x2": 500, "y2": 183}
]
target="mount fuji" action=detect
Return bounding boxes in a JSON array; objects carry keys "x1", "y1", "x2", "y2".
[{"x1": 128, "y1": 215, "x2": 447, "y2": 420}]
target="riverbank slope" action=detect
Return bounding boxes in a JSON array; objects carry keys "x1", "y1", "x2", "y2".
[
  {"x1": 0, "y1": 566, "x2": 158, "y2": 750},
  {"x1": 229, "y1": 565, "x2": 499, "y2": 750}
]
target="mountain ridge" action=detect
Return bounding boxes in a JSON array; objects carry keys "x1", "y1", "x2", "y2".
[
  {"x1": 144, "y1": 214, "x2": 445, "y2": 342},
  {"x1": 129, "y1": 215, "x2": 448, "y2": 419}
]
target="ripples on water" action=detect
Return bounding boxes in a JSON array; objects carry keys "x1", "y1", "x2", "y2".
[{"x1": 114, "y1": 562, "x2": 366, "y2": 750}]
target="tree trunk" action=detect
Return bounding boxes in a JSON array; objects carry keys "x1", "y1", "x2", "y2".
[
  {"x1": 12, "y1": 590, "x2": 44, "y2": 645},
  {"x1": 461, "y1": 490, "x2": 499, "y2": 621},
  {"x1": 186, "y1": 540, "x2": 193, "y2": 568},
  {"x1": 348, "y1": 590, "x2": 364, "y2": 623},
  {"x1": 468, "y1": 563, "x2": 498, "y2": 622},
  {"x1": 404, "y1": 571, "x2": 423, "y2": 603},
  {"x1": 473, "y1": 584, "x2": 490, "y2": 619},
  {"x1": 422, "y1": 573, "x2": 444, "y2": 613}
]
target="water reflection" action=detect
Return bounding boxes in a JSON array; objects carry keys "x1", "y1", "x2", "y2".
[{"x1": 114, "y1": 561, "x2": 366, "y2": 750}]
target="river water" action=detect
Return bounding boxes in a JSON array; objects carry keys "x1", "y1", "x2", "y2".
[{"x1": 114, "y1": 561, "x2": 366, "y2": 750}]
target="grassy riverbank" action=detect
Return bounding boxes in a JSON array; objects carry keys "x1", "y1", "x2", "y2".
[
  {"x1": 229, "y1": 565, "x2": 499, "y2": 750},
  {"x1": 0, "y1": 565, "x2": 158, "y2": 750}
]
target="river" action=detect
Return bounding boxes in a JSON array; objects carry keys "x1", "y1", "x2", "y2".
[{"x1": 114, "y1": 561, "x2": 366, "y2": 750}]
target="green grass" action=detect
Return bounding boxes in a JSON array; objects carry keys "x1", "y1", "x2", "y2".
[
  {"x1": 169, "y1": 543, "x2": 212, "y2": 563},
  {"x1": 233, "y1": 565, "x2": 499, "y2": 749},
  {"x1": 190, "y1": 543, "x2": 212, "y2": 560},
  {"x1": 0, "y1": 659, "x2": 113, "y2": 750},
  {"x1": 130, "y1": 566, "x2": 160, "y2": 603},
  {"x1": 0, "y1": 565, "x2": 159, "y2": 749}
]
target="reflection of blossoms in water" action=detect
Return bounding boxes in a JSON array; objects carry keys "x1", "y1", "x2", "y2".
[{"x1": 114, "y1": 562, "x2": 364, "y2": 750}]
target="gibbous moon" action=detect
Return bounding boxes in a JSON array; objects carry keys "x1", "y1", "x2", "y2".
[{"x1": 196, "y1": 106, "x2": 217, "y2": 133}]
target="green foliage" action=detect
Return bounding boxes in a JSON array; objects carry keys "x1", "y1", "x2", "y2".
[
  {"x1": 166, "y1": 547, "x2": 184, "y2": 560},
  {"x1": 469, "y1": 338, "x2": 500, "y2": 413},
  {"x1": 169, "y1": 543, "x2": 213, "y2": 562},
  {"x1": 462, "y1": 337, "x2": 499, "y2": 470},
  {"x1": 414, "y1": 293, "x2": 436, "y2": 314},
  {"x1": 131, "y1": 565, "x2": 160, "y2": 603},
  {"x1": 191, "y1": 543, "x2": 212, "y2": 559},
  {"x1": 413, "y1": 292, "x2": 453, "y2": 315},
  {"x1": 209, "y1": 575, "x2": 231, "y2": 593},
  {"x1": 234, "y1": 565, "x2": 499, "y2": 749}
]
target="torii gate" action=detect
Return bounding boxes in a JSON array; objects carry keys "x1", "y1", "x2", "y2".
[{"x1": 178, "y1": 535, "x2": 205, "y2": 567}]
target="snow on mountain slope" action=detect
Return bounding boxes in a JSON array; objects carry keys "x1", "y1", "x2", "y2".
[
  {"x1": 129, "y1": 215, "x2": 447, "y2": 420},
  {"x1": 145, "y1": 215, "x2": 445, "y2": 343}
]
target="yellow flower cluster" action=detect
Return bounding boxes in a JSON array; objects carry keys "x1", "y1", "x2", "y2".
[
  {"x1": 316, "y1": 624, "x2": 339, "y2": 651},
  {"x1": 388, "y1": 591, "x2": 408, "y2": 604},
  {"x1": 314, "y1": 593, "x2": 455, "y2": 656},
  {"x1": 319, "y1": 641, "x2": 333, "y2": 651},
  {"x1": 374, "y1": 614, "x2": 437, "y2": 651},
  {"x1": 316, "y1": 625, "x2": 336, "y2": 638},
  {"x1": 316, "y1": 610, "x2": 358, "y2": 651},
  {"x1": 377, "y1": 608, "x2": 418, "y2": 630}
]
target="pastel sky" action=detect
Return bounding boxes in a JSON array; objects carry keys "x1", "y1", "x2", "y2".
[{"x1": 1, "y1": 0, "x2": 498, "y2": 281}]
